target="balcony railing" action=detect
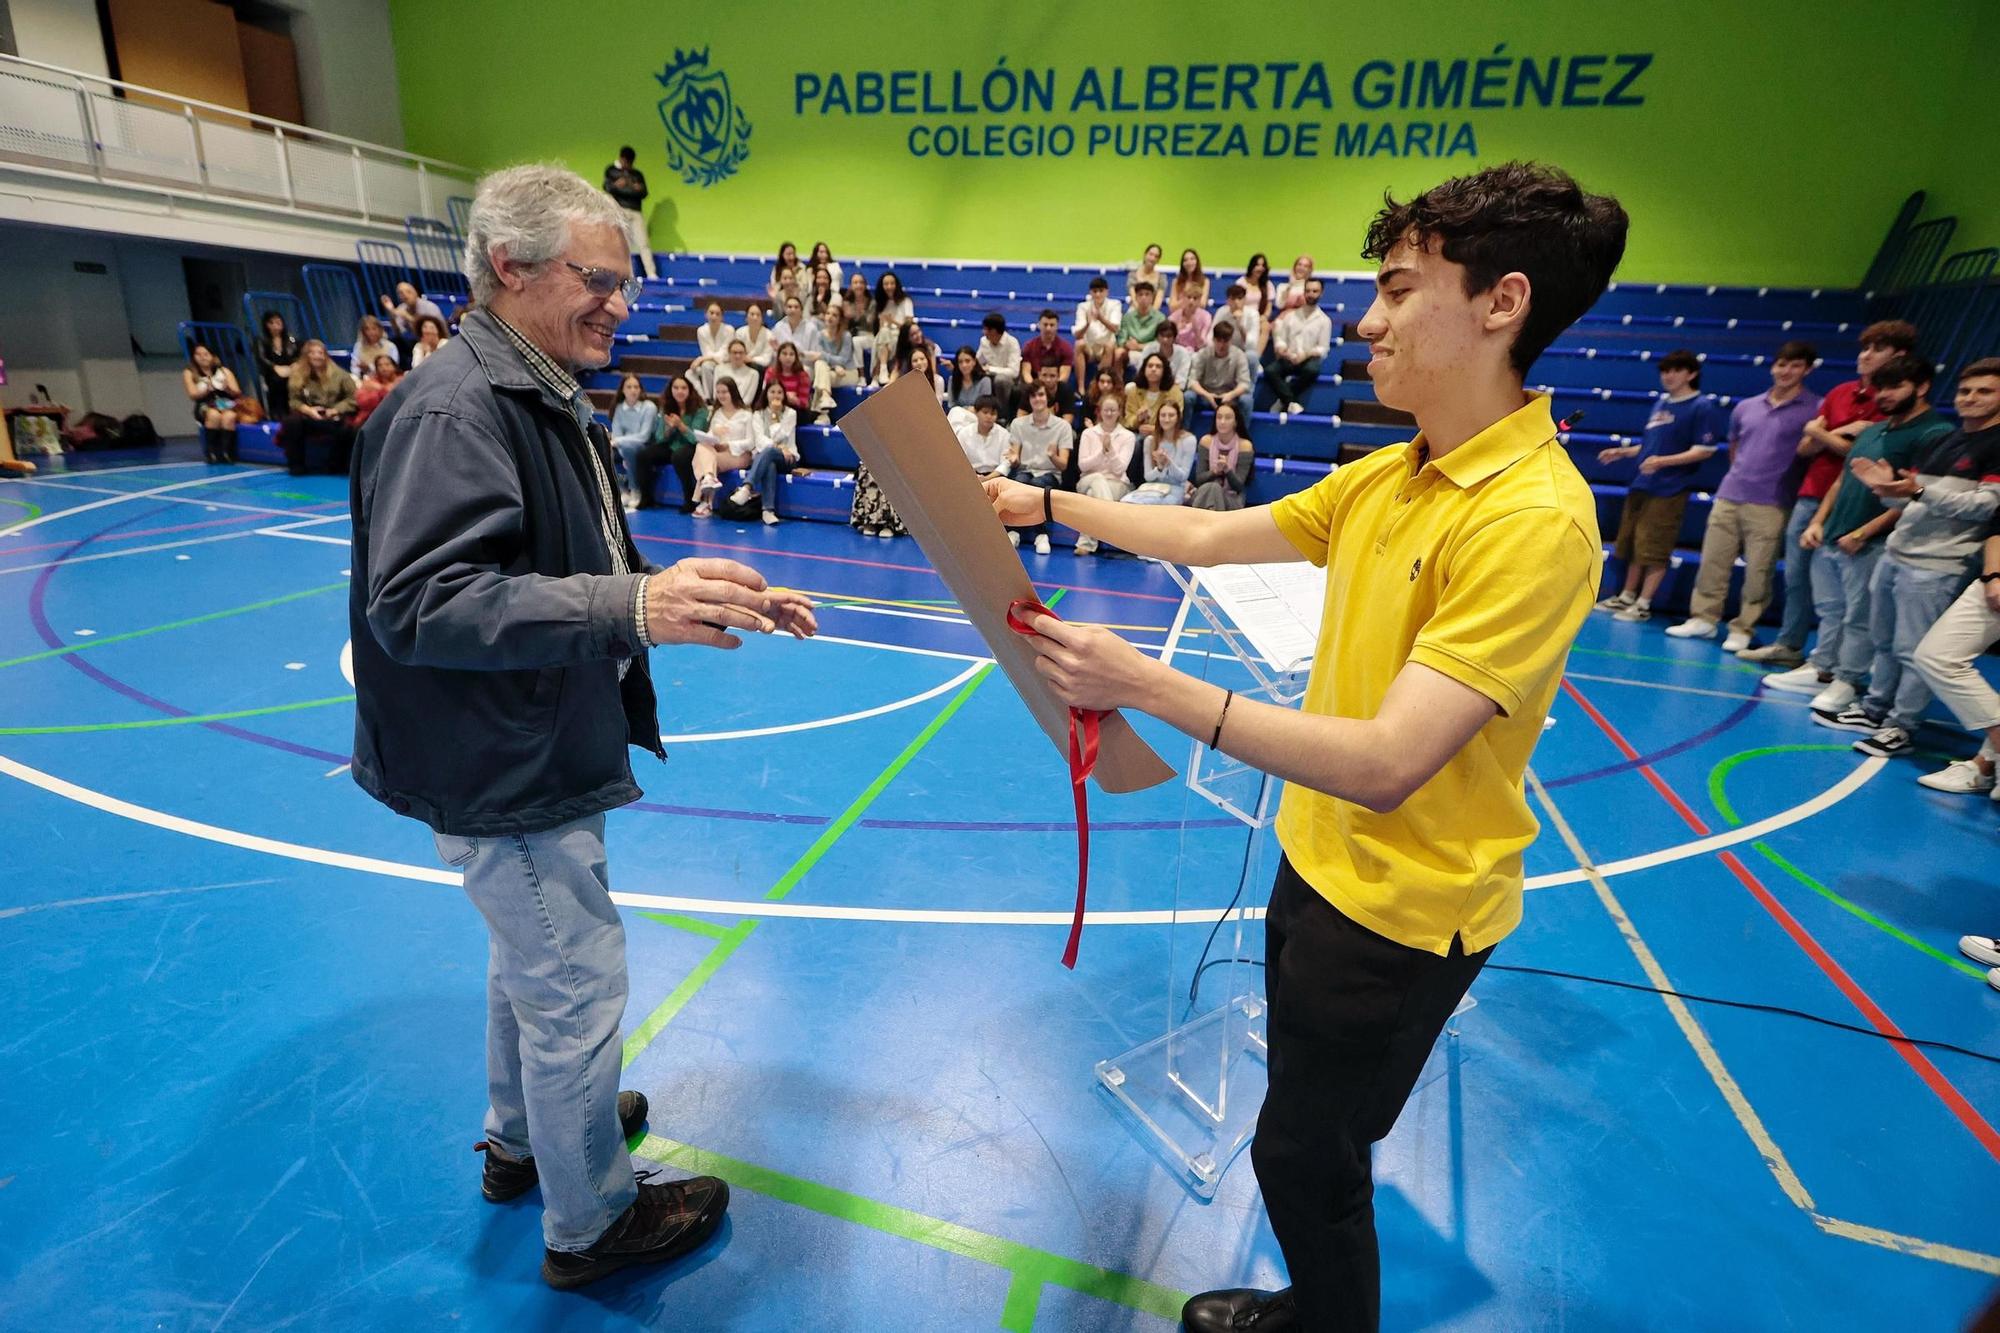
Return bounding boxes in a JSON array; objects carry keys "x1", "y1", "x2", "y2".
[{"x1": 0, "y1": 52, "x2": 477, "y2": 226}]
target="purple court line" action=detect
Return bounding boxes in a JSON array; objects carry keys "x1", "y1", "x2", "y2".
[
  {"x1": 1539, "y1": 690, "x2": 1762, "y2": 789},
  {"x1": 626, "y1": 799, "x2": 1235, "y2": 831}
]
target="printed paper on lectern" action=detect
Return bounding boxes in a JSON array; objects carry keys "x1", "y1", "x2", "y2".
[{"x1": 835, "y1": 375, "x2": 1176, "y2": 795}]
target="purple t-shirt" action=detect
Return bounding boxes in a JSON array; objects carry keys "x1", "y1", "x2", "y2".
[{"x1": 1716, "y1": 388, "x2": 1822, "y2": 508}]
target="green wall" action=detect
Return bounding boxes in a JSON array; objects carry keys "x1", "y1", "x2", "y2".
[{"x1": 389, "y1": 1, "x2": 1986, "y2": 287}]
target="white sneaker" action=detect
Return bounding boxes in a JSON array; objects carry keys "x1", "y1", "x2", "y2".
[
  {"x1": 1721, "y1": 629, "x2": 1752, "y2": 653},
  {"x1": 1595, "y1": 592, "x2": 1636, "y2": 613},
  {"x1": 876, "y1": 528, "x2": 896, "y2": 539},
  {"x1": 1763, "y1": 664, "x2": 1827, "y2": 695},
  {"x1": 1287, "y1": 401, "x2": 1307, "y2": 416},
  {"x1": 1808, "y1": 679, "x2": 1857, "y2": 713},
  {"x1": 1074, "y1": 537, "x2": 1097, "y2": 556},
  {"x1": 1008, "y1": 530, "x2": 1021, "y2": 548},
  {"x1": 1666, "y1": 618, "x2": 1718, "y2": 639},
  {"x1": 1918, "y1": 759, "x2": 1996, "y2": 795},
  {"x1": 1034, "y1": 534, "x2": 1051, "y2": 555},
  {"x1": 761, "y1": 510, "x2": 780, "y2": 526},
  {"x1": 728, "y1": 484, "x2": 753, "y2": 506},
  {"x1": 1989, "y1": 967, "x2": 2000, "y2": 994},
  {"x1": 1960, "y1": 935, "x2": 2000, "y2": 968},
  {"x1": 1613, "y1": 602, "x2": 1652, "y2": 622}
]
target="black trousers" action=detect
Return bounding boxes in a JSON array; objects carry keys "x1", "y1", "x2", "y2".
[
  {"x1": 1256, "y1": 353, "x2": 1323, "y2": 411},
  {"x1": 278, "y1": 415, "x2": 352, "y2": 475},
  {"x1": 1249, "y1": 857, "x2": 1490, "y2": 1332}
]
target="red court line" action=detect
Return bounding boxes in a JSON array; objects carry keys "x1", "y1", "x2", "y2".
[
  {"x1": 631, "y1": 532, "x2": 1183, "y2": 604},
  {"x1": 1558, "y1": 678, "x2": 2000, "y2": 1164}
]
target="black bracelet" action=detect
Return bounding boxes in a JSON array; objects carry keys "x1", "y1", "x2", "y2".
[
  {"x1": 1043, "y1": 486, "x2": 1054, "y2": 527},
  {"x1": 1209, "y1": 689, "x2": 1234, "y2": 750},
  {"x1": 1980, "y1": 572, "x2": 2000, "y2": 584}
]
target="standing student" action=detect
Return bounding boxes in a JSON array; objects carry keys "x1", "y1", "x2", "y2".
[
  {"x1": 982, "y1": 162, "x2": 1624, "y2": 1332},
  {"x1": 1666, "y1": 343, "x2": 1822, "y2": 650},
  {"x1": 1742, "y1": 321, "x2": 1914, "y2": 666},
  {"x1": 1594, "y1": 350, "x2": 1727, "y2": 621},
  {"x1": 254, "y1": 311, "x2": 299, "y2": 417},
  {"x1": 1762, "y1": 355, "x2": 1951, "y2": 710},
  {"x1": 600, "y1": 147, "x2": 658, "y2": 279},
  {"x1": 1073, "y1": 391, "x2": 1136, "y2": 553},
  {"x1": 1911, "y1": 522, "x2": 2000, "y2": 799},
  {"x1": 1259, "y1": 277, "x2": 1330, "y2": 416}
]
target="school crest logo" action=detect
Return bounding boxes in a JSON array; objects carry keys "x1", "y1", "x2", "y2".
[{"x1": 656, "y1": 48, "x2": 751, "y2": 187}]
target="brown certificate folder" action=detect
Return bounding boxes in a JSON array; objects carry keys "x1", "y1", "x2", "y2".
[{"x1": 836, "y1": 375, "x2": 1176, "y2": 794}]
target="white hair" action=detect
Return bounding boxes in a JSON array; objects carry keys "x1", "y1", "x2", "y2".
[{"x1": 462, "y1": 163, "x2": 629, "y2": 307}]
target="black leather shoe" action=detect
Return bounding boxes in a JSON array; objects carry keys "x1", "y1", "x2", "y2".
[
  {"x1": 1182, "y1": 1286, "x2": 1296, "y2": 1331},
  {"x1": 541, "y1": 1171, "x2": 729, "y2": 1290},
  {"x1": 476, "y1": 1090, "x2": 650, "y2": 1203}
]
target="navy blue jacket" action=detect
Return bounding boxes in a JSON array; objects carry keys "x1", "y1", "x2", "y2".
[{"x1": 348, "y1": 309, "x2": 664, "y2": 835}]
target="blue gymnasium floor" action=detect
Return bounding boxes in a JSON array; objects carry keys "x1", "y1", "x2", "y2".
[{"x1": 1, "y1": 447, "x2": 1996, "y2": 1332}]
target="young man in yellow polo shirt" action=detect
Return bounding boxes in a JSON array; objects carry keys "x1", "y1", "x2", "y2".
[{"x1": 983, "y1": 162, "x2": 1625, "y2": 1332}]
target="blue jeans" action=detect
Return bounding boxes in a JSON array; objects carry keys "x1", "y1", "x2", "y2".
[
  {"x1": 1017, "y1": 469, "x2": 1060, "y2": 538},
  {"x1": 1807, "y1": 541, "x2": 1884, "y2": 683},
  {"x1": 1777, "y1": 496, "x2": 1820, "y2": 651},
  {"x1": 612, "y1": 439, "x2": 644, "y2": 488},
  {"x1": 436, "y1": 813, "x2": 638, "y2": 1252},
  {"x1": 1860, "y1": 557, "x2": 1968, "y2": 734},
  {"x1": 747, "y1": 445, "x2": 791, "y2": 508}
]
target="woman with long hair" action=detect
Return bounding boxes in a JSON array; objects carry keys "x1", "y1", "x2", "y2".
[
  {"x1": 253, "y1": 311, "x2": 298, "y2": 418},
  {"x1": 1123, "y1": 398, "x2": 1198, "y2": 506},
  {"x1": 184, "y1": 343, "x2": 243, "y2": 463},
  {"x1": 805, "y1": 265, "x2": 839, "y2": 321},
  {"x1": 808, "y1": 241, "x2": 842, "y2": 293},
  {"x1": 1189, "y1": 400, "x2": 1254, "y2": 510},
  {"x1": 1072, "y1": 390, "x2": 1136, "y2": 553},
  {"x1": 1122, "y1": 351, "x2": 1182, "y2": 434},
  {"x1": 947, "y1": 345, "x2": 992, "y2": 414},
  {"x1": 891, "y1": 344, "x2": 949, "y2": 412},
  {"x1": 278, "y1": 339, "x2": 358, "y2": 475},
  {"x1": 1168, "y1": 247, "x2": 1210, "y2": 310},
  {"x1": 654, "y1": 375, "x2": 709, "y2": 512},
  {"x1": 1127, "y1": 243, "x2": 1165, "y2": 308},
  {"x1": 350, "y1": 314, "x2": 398, "y2": 377},
  {"x1": 871, "y1": 271, "x2": 914, "y2": 380},
  {"x1": 765, "y1": 341, "x2": 812, "y2": 415},
  {"x1": 608, "y1": 372, "x2": 660, "y2": 505},
  {"x1": 737, "y1": 378, "x2": 799, "y2": 526},
  {"x1": 689, "y1": 375, "x2": 754, "y2": 517},
  {"x1": 352, "y1": 354, "x2": 403, "y2": 429},
  {"x1": 768, "y1": 241, "x2": 802, "y2": 301},
  {"x1": 739, "y1": 303, "x2": 773, "y2": 369},
  {"x1": 409, "y1": 314, "x2": 450, "y2": 368},
  {"x1": 1239, "y1": 251, "x2": 1275, "y2": 319}
]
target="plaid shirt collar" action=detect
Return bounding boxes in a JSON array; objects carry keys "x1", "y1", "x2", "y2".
[{"x1": 488, "y1": 311, "x2": 586, "y2": 413}]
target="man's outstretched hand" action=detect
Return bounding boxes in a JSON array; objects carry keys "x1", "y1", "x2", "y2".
[{"x1": 645, "y1": 558, "x2": 817, "y2": 650}]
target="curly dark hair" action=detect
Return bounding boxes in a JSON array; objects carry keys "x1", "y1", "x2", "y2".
[{"x1": 1361, "y1": 161, "x2": 1628, "y2": 376}]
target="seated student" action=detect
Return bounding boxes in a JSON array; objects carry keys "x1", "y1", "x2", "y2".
[
  {"x1": 1018, "y1": 359, "x2": 1078, "y2": 423},
  {"x1": 651, "y1": 375, "x2": 710, "y2": 512},
  {"x1": 1218, "y1": 283, "x2": 1263, "y2": 361},
  {"x1": 277, "y1": 339, "x2": 357, "y2": 475},
  {"x1": 876, "y1": 318, "x2": 934, "y2": 387},
  {"x1": 1912, "y1": 520, "x2": 2000, "y2": 798},
  {"x1": 1187, "y1": 321, "x2": 1252, "y2": 424},
  {"x1": 765, "y1": 341, "x2": 814, "y2": 415},
  {"x1": 891, "y1": 344, "x2": 951, "y2": 413},
  {"x1": 350, "y1": 314, "x2": 399, "y2": 377},
  {"x1": 1122, "y1": 352, "x2": 1183, "y2": 434},
  {"x1": 408, "y1": 314, "x2": 450, "y2": 368},
  {"x1": 184, "y1": 342, "x2": 244, "y2": 464},
  {"x1": 734, "y1": 380, "x2": 798, "y2": 526},
  {"x1": 1764, "y1": 355, "x2": 1952, "y2": 706},
  {"x1": 691, "y1": 301, "x2": 738, "y2": 399},
  {"x1": 1004, "y1": 382, "x2": 1074, "y2": 554},
  {"x1": 814, "y1": 306, "x2": 864, "y2": 422},
  {"x1": 1020, "y1": 309, "x2": 1074, "y2": 389},
  {"x1": 1072, "y1": 276, "x2": 1125, "y2": 386},
  {"x1": 772, "y1": 294, "x2": 824, "y2": 371},
  {"x1": 254, "y1": 312, "x2": 299, "y2": 417},
  {"x1": 1123, "y1": 399, "x2": 1199, "y2": 505},
  {"x1": 1073, "y1": 392, "x2": 1137, "y2": 553},
  {"x1": 607, "y1": 372, "x2": 660, "y2": 501},
  {"x1": 689, "y1": 375, "x2": 755, "y2": 517},
  {"x1": 1080, "y1": 368, "x2": 1123, "y2": 433},
  {"x1": 1594, "y1": 350, "x2": 1727, "y2": 622},
  {"x1": 946, "y1": 345, "x2": 994, "y2": 422},
  {"x1": 845, "y1": 273, "x2": 879, "y2": 340},
  {"x1": 808, "y1": 241, "x2": 844, "y2": 293},
  {"x1": 1234, "y1": 254, "x2": 1277, "y2": 351},
  {"x1": 1168, "y1": 248, "x2": 1211, "y2": 312},
  {"x1": 1150, "y1": 319, "x2": 1193, "y2": 386},
  {"x1": 1816, "y1": 357, "x2": 2000, "y2": 757},
  {"x1": 1189, "y1": 400, "x2": 1253, "y2": 510},
  {"x1": 872, "y1": 271, "x2": 915, "y2": 375},
  {"x1": 804, "y1": 265, "x2": 841, "y2": 322},
  {"x1": 1118, "y1": 283, "x2": 1165, "y2": 362},
  {"x1": 955, "y1": 394, "x2": 1011, "y2": 477},
  {"x1": 714, "y1": 338, "x2": 760, "y2": 410},
  {"x1": 1127, "y1": 243, "x2": 1165, "y2": 307},
  {"x1": 739, "y1": 303, "x2": 774, "y2": 370},
  {"x1": 976, "y1": 312, "x2": 1023, "y2": 414},
  {"x1": 1258, "y1": 276, "x2": 1330, "y2": 416},
  {"x1": 379, "y1": 281, "x2": 444, "y2": 338},
  {"x1": 351, "y1": 354, "x2": 403, "y2": 430},
  {"x1": 767, "y1": 241, "x2": 803, "y2": 304},
  {"x1": 1172, "y1": 284, "x2": 1213, "y2": 351},
  {"x1": 1274, "y1": 253, "x2": 1316, "y2": 313}
]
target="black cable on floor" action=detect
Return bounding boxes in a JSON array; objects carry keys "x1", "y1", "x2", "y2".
[{"x1": 1183, "y1": 797, "x2": 1265, "y2": 1017}]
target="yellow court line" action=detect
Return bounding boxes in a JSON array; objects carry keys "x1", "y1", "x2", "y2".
[{"x1": 1524, "y1": 767, "x2": 2000, "y2": 1278}]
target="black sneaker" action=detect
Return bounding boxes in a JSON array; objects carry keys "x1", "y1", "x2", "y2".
[
  {"x1": 1181, "y1": 1286, "x2": 1296, "y2": 1330},
  {"x1": 1853, "y1": 726, "x2": 1913, "y2": 758},
  {"x1": 477, "y1": 1089, "x2": 649, "y2": 1203},
  {"x1": 1811, "y1": 705, "x2": 1882, "y2": 735},
  {"x1": 541, "y1": 1171, "x2": 730, "y2": 1291}
]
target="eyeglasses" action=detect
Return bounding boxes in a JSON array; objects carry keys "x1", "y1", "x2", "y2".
[{"x1": 562, "y1": 261, "x2": 644, "y2": 306}]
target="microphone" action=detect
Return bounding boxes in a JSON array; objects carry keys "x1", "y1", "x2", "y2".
[{"x1": 1557, "y1": 408, "x2": 1586, "y2": 433}]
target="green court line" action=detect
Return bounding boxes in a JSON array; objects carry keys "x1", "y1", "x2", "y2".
[
  {"x1": 637, "y1": 909, "x2": 734, "y2": 940},
  {"x1": 0, "y1": 693, "x2": 353, "y2": 735},
  {"x1": 0, "y1": 581, "x2": 348, "y2": 671},
  {"x1": 620, "y1": 920, "x2": 757, "y2": 1065},
  {"x1": 0, "y1": 496, "x2": 43, "y2": 534},
  {"x1": 1708, "y1": 744, "x2": 1986, "y2": 979},
  {"x1": 1571, "y1": 643, "x2": 1768, "y2": 678},
  {"x1": 631, "y1": 1133, "x2": 1187, "y2": 1329}
]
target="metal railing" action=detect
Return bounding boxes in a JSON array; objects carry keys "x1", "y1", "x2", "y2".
[{"x1": 0, "y1": 51, "x2": 478, "y2": 226}]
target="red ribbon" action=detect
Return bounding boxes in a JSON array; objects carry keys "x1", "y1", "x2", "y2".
[{"x1": 1006, "y1": 596, "x2": 1103, "y2": 969}]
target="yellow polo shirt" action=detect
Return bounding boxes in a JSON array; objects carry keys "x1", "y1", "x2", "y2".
[{"x1": 1267, "y1": 394, "x2": 1601, "y2": 955}]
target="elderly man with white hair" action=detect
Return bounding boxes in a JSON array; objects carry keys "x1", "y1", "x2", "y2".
[{"x1": 347, "y1": 163, "x2": 816, "y2": 1290}]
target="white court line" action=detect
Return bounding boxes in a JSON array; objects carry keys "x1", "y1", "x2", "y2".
[
  {"x1": 809, "y1": 632, "x2": 988, "y2": 664},
  {"x1": 16, "y1": 476, "x2": 330, "y2": 519},
  {"x1": 0, "y1": 513, "x2": 348, "y2": 577},
  {"x1": 1563, "y1": 670, "x2": 1809, "y2": 707},
  {"x1": 0, "y1": 470, "x2": 272, "y2": 538},
  {"x1": 1156, "y1": 585, "x2": 1193, "y2": 667},
  {"x1": 255, "y1": 527, "x2": 351, "y2": 546},
  {"x1": 661, "y1": 661, "x2": 983, "y2": 743},
  {"x1": 0, "y1": 746, "x2": 1880, "y2": 922}
]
